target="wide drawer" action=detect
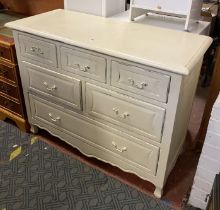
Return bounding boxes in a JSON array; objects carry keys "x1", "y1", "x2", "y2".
[
  {"x1": 111, "y1": 61, "x2": 170, "y2": 103},
  {"x1": 29, "y1": 94, "x2": 159, "y2": 175},
  {"x1": 0, "y1": 60, "x2": 17, "y2": 83},
  {"x1": 85, "y1": 83, "x2": 165, "y2": 142},
  {"x1": 18, "y1": 34, "x2": 57, "y2": 67},
  {"x1": 0, "y1": 80, "x2": 19, "y2": 100},
  {"x1": 61, "y1": 46, "x2": 106, "y2": 82},
  {"x1": 0, "y1": 94, "x2": 22, "y2": 116},
  {"x1": 25, "y1": 63, "x2": 82, "y2": 110}
]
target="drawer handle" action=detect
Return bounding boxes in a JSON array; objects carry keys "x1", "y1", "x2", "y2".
[
  {"x1": 73, "y1": 64, "x2": 90, "y2": 72},
  {"x1": 157, "y1": 5, "x2": 162, "y2": 10},
  {"x1": 30, "y1": 46, "x2": 44, "y2": 55},
  {"x1": 113, "y1": 108, "x2": 130, "y2": 119},
  {"x1": 128, "y1": 78, "x2": 148, "y2": 89},
  {"x1": 82, "y1": 66, "x2": 90, "y2": 72},
  {"x1": 43, "y1": 82, "x2": 57, "y2": 92},
  {"x1": 48, "y1": 113, "x2": 61, "y2": 122},
  {"x1": 112, "y1": 141, "x2": 127, "y2": 153}
]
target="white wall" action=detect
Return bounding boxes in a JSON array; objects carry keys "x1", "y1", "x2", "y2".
[{"x1": 188, "y1": 93, "x2": 220, "y2": 209}]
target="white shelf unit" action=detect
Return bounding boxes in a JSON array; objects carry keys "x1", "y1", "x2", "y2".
[
  {"x1": 129, "y1": 0, "x2": 203, "y2": 31},
  {"x1": 64, "y1": 0, "x2": 126, "y2": 17}
]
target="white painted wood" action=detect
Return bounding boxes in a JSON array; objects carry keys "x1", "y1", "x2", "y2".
[
  {"x1": 29, "y1": 94, "x2": 159, "y2": 175},
  {"x1": 64, "y1": 0, "x2": 126, "y2": 17},
  {"x1": 85, "y1": 83, "x2": 165, "y2": 142},
  {"x1": 166, "y1": 59, "x2": 202, "y2": 177},
  {"x1": 132, "y1": 0, "x2": 189, "y2": 16},
  {"x1": 130, "y1": 0, "x2": 203, "y2": 31},
  {"x1": 111, "y1": 61, "x2": 170, "y2": 103},
  {"x1": 113, "y1": 10, "x2": 210, "y2": 35},
  {"x1": 25, "y1": 62, "x2": 82, "y2": 111},
  {"x1": 5, "y1": 10, "x2": 212, "y2": 75},
  {"x1": 185, "y1": 0, "x2": 203, "y2": 31},
  {"x1": 7, "y1": 10, "x2": 211, "y2": 198},
  {"x1": 18, "y1": 33, "x2": 58, "y2": 67},
  {"x1": 30, "y1": 124, "x2": 38, "y2": 134},
  {"x1": 61, "y1": 46, "x2": 107, "y2": 83}
]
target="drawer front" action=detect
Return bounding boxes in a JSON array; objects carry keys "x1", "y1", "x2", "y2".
[
  {"x1": 26, "y1": 64, "x2": 82, "y2": 110},
  {"x1": 29, "y1": 94, "x2": 159, "y2": 175},
  {"x1": 0, "y1": 80, "x2": 19, "y2": 100},
  {"x1": 0, "y1": 94, "x2": 22, "y2": 116},
  {"x1": 0, "y1": 43, "x2": 16, "y2": 63},
  {"x1": 18, "y1": 34, "x2": 57, "y2": 67},
  {"x1": 0, "y1": 61, "x2": 17, "y2": 83},
  {"x1": 61, "y1": 46, "x2": 106, "y2": 82},
  {"x1": 111, "y1": 61, "x2": 170, "y2": 103},
  {"x1": 86, "y1": 83, "x2": 165, "y2": 141}
]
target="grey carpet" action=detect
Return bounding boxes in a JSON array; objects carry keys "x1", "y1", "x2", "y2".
[{"x1": 0, "y1": 120, "x2": 175, "y2": 210}]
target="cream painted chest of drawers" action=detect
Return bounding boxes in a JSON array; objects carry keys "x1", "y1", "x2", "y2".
[{"x1": 5, "y1": 9, "x2": 212, "y2": 198}]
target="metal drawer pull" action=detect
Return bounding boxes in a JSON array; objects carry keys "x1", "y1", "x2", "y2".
[
  {"x1": 112, "y1": 107, "x2": 119, "y2": 114},
  {"x1": 30, "y1": 46, "x2": 37, "y2": 52},
  {"x1": 81, "y1": 66, "x2": 90, "y2": 72},
  {"x1": 30, "y1": 46, "x2": 44, "y2": 55},
  {"x1": 73, "y1": 64, "x2": 90, "y2": 72},
  {"x1": 128, "y1": 78, "x2": 148, "y2": 89},
  {"x1": 157, "y1": 5, "x2": 162, "y2": 10},
  {"x1": 48, "y1": 113, "x2": 61, "y2": 122},
  {"x1": 113, "y1": 108, "x2": 130, "y2": 119},
  {"x1": 112, "y1": 141, "x2": 127, "y2": 153},
  {"x1": 119, "y1": 112, "x2": 129, "y2": 119},
  {"x1": 43, "y1": 82, "x2": 57, "y2": 92}
]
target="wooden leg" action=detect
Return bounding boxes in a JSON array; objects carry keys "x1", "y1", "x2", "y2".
[
  {"x1": 16, "y1": 120, "x2": 30, "y2": 133},
  {"x1": 154, "y1": 186, "x2": 163, "y2": 198},
  {"x1": 0, "y1": 108, "x2": 30, "y2": 132},
  {"x1": 30, "y1": 125, "x2": 39, "y2": 134}
]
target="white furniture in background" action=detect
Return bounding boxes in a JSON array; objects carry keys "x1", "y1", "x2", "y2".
[
  {"x1": 130, "y1": 0, "x2": 203, "y2": 31},
  {"x1": 5, "y1": 9, "x2": 212, "y2": 198},
  {"x1": 64, "y1": 0, "x2": 126, "y2": 17},
  {"x1": 111, "y1": 10, "x2": 210, "y2": 35}
]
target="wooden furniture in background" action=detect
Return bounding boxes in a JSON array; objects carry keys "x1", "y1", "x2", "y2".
[
  {"x1": 0, "y1": 13, "x2": 29, "y2": 132},
  {"x1": 198, "y1": 45, "x2": 220, "y2": 146},
  {"x1": 0, "y1": 0, "x2": 63, "y2": 16}
]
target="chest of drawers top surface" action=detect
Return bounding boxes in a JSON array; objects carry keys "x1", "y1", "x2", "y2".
[
  {"x1": 4, "y1": 9, "x2": 213, "y2": 198},
  {"x1": 5, "y1": 9, "x2": 212, "y2": 75}
]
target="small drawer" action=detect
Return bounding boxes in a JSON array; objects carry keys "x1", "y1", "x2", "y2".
[
  {"x1": 85, "y1": 83, "x2": 165, "y2": 142},
  {"x1": 61, "y1": 46, "x2": 106, "y2": 82},
  {"x1": 26, "y1": 63, "x2": 82, "y2": 110},
  {"x1": 18, "y1": 34, "x2": 57, "y2": 67},
  {"x1": 0, "y1": 60, "x2": 17, "y2": 83},
  {"x1": 29, "y1": 94, "x2": 159, "y2": 175},
  {"x1": 111, "y1": 61, "x2": 170, "y2": 103},
  {"x1": 0, "y1": 80, "x2": 19, "y2": 100},
  {"x1": 0, "y1": 42, "x2": 16, "y2": 63},
  {"x1": 0, "y1": 94, "x2": 22, "y2": 116}
]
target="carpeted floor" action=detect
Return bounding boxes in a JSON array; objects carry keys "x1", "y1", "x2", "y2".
[{"x1": 0, "y1": 120, "x2": 178, "y2": 210}]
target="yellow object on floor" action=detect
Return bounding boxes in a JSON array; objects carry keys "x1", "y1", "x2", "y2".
[
  {"x1": 9, "y1": 146, "x2": 22, "y2": 161},
  {"x1": 31, "y1": 136, "x2": 38, "y2": 145}
]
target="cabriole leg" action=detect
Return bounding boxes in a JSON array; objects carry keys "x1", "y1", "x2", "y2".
[
  {"x1": 154, "y1": 186, "x2": 163, "y2": 198},
  {"x1": 30, "y1": 124, "x2": 38, "y2": 134}
]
